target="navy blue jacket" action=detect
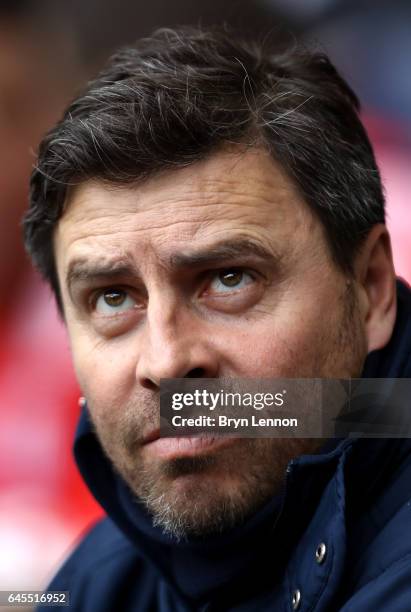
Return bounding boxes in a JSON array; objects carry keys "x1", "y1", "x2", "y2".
[{"x1": 40, "y1": 280, "x2": 411, "y2": 611}]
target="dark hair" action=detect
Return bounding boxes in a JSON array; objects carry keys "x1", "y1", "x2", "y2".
[{"x1": 23, "y1": 26, "x2": 385, "y2": 312}]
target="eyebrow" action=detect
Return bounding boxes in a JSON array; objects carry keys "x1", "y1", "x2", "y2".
[
  {"x1": 168, "y1": 238, "x2": 280, "y2": 268},
  {"x1": 66, "y1": 259, "x2": 136, "y2": 299},
  {"x1": 65, "y1": 238, "x2": 281, "y2": 298}
]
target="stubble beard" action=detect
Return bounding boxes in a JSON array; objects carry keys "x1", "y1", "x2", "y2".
[
  {"x1": 91, "y1": 281, "x2": 366, "y2": 541},
  {"x1": 125, "y1": 437, "x2": 315, "y2": 541}
]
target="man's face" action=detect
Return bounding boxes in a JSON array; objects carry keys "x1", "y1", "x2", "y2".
[{"x1": 55, "y1": 147, "x2": 367, "y2": 538}]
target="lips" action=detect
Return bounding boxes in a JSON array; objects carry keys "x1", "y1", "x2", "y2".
[
  {"x1": 142, "y1": 428, "x2": 162, "y2": 445},
  {"x1": 142, "y1": 430, "x2": 238, "y2": 459}
]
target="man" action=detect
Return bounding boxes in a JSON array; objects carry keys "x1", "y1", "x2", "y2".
[{"x1": 24, "y1": 27, "x2": 411, "y2": 611}]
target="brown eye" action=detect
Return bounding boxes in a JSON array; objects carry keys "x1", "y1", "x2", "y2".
[
  {"x1": 219, "y1": 270, "x2": 244, "y2": 287},
  {"x1": 95, "y1": 289, "x2": 136, "y2": 314},
  {"x1": 207, "y1": 269, "x2": 254, "y2": 295},
  {"x1": 103, "y1": 290, "x2": 126, "y2": 307}
]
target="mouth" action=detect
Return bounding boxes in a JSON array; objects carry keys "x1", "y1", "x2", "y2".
[{"x1": 142, "y1": 429, "x2": 239, "y2": 459}]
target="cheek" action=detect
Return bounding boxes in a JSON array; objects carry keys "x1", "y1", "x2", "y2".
[
  {"x1": 224, "y1": 324, "x2": 315, "y2": 377},
  {"x1": 70, "y1": 331, "x2": 137, "y2": 413},
  {"x1": 218, "y1": 292, "x2": 343, "y2": 377}
]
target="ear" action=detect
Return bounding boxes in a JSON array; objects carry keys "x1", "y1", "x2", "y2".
[{"x1": 354, "y1": 224, "x2": 397, "y2": 353}]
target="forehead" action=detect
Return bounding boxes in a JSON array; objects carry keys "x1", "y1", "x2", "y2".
[{"x1": 54, "y1": 147, "x2": 318, "y2": 273}]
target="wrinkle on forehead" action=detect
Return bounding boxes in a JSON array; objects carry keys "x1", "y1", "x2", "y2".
[
  {"x1": 54, "y1": 147, "x2": 320, "y2": 276},
  {"x1": 60, "y1": 147, "x2": 304, "y2": 220}
]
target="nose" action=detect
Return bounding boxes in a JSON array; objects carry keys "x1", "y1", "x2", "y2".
[{"x1": 135, "y1": 300, "x2": 218, "y2": 390}]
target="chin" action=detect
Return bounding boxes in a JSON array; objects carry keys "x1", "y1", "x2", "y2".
[{"x1": 126, "y1": 451, "x2": 276, "y2": 540}]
